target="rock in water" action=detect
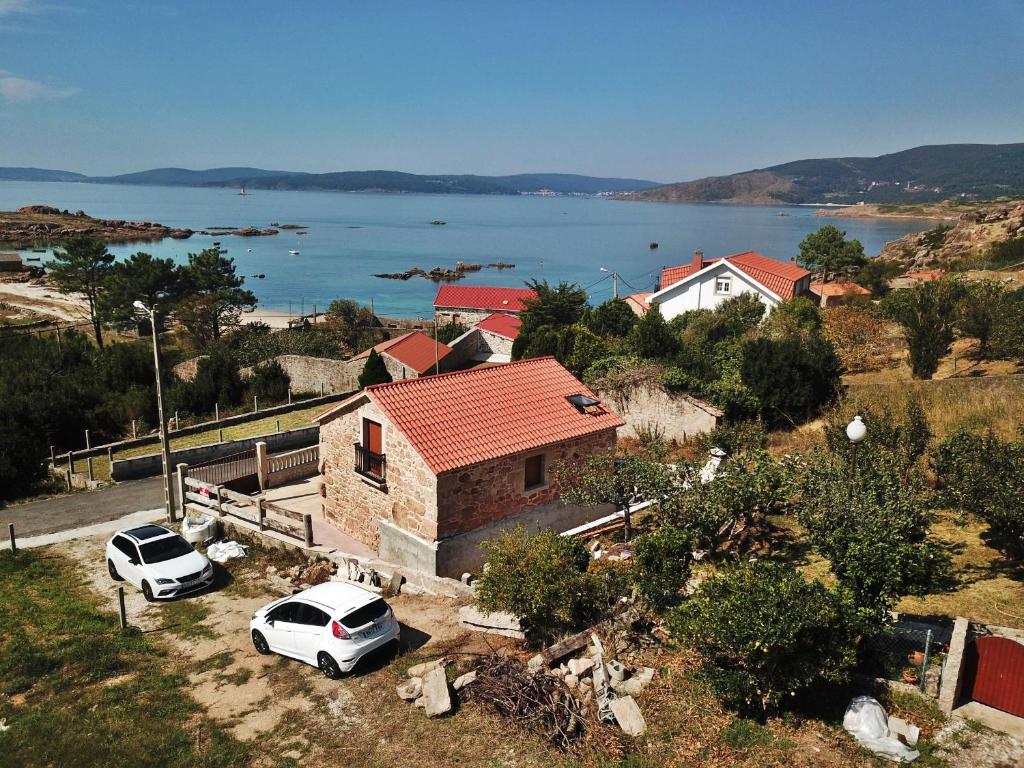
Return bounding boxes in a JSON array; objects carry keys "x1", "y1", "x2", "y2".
[{"x1": 420, "y1": 667, "x2": 452, "y2": 717}]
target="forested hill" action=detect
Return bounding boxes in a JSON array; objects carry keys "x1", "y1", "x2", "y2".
[
  {"x1": 0, "y1": 166, "x2": 660, "y2": 195},
  {"x1": 617, "y1": 143, "x2": 1024, "y2": 205}
]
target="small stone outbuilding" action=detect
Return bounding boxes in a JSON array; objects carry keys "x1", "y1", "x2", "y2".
[
  {"x1": 448, "y1": 312, "x2": 522, "y2": 364},
  {"x1": 314, "y1": 357, "x2": 623, "y2": 576},
  {"x1": 433, "y1": 285, "x2": 535, "y2": 327}
]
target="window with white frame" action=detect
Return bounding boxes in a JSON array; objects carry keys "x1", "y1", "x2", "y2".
[{"x1": 715, "y1": 275, "x2": 732, "y2": 295}]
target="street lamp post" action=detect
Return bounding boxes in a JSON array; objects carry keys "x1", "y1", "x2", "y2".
[
  {"x1": 135, "y1": 300, "x2": 175, "y2": 523},
  {"x1": 846, "y1": 415, "x2": 867, "y2": 499}
]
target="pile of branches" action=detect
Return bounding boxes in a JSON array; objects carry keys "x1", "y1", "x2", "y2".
[{"x1": 467, "y1": 654, "x2": 586, "y2": 750}]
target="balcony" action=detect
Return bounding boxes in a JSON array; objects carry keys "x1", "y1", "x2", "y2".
[{"x1": 354, "y1": 444, "x2": 387, "y2": 485}]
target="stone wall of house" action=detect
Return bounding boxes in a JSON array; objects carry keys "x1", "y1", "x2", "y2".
[
  {"x1": 319, "y1": 400, "x2": 439, "y2": 548},
  {"x1": 447, "y1": 327, "x2": 514, "y2": 364},
  {"x1": 435, "y1": 428, "x2": 617, "y2": 539},
  {"x1": 595, "y1": 384, "x2": 721, "y2": 442},
  {"x1": 435, "y1": 307, "x2": 501, "y2": 327}
]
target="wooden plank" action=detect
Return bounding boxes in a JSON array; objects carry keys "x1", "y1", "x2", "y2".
[
  {"x1": 263, "y1": 501, "x2": 305, "y2": 522},
  {"x1": 219, "y1": 487, "x2": 253, "y2": 504},
  {"x1": 184, "y1": 476, "x2": 213, "y2": 490},
  {"x1": 185, "y1": 491, "x2": 219, "y2": 507},
  {"x1": 264, "y1": 512, "x2": 304, "y2": 532}
]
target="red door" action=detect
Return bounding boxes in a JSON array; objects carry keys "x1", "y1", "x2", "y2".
[
  {"x1": 963, "y1": 636, "x2": 1024, "y2": 717},
  {"x1": 364, "y1": 419, "x2": 383, "y2": 476}
]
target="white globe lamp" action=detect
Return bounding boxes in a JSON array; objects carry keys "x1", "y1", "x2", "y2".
[{"x1": 846, "y1": 415, "x2": 867, "y2": 444}]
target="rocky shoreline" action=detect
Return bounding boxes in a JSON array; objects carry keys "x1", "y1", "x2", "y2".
[
  {"x1": 374, "y1": 261, "x2": 515, "y2": 282},
  {"x1": 0, "y1": 205, "x2": 193, "y2": 245}
]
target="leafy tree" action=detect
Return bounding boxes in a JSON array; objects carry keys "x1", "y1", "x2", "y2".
[
  {"x1": 358, "y1": 349, "x2": 392, "y2": 388},
  {"x1": 433, "y1": 320, "x2": 468, "y2": 344},
  {"x1": 325, "y1": 298, "x2": 380, "y2": 353},
  {"x1": 740, "y1": 335, "x2": 842, "y2": 427},
  {"x1": 668, "y1": 560, "x2": 857, "y2": 718},
  {"x1": 934, "y1": 430, "x2": 1024, "y2": 557},
  {"x1": 588, "y1": 298, "x2": 637, "y2": 337},
  {"x1": 474, "y1": 527, "x2": 603, "y2": 643},
  {"x1": 854, "y1": 258, "x2": 903, "y2": 297},
  {"x1": 176, "y1": 249, "x2": 256, "y2": 345},
  {"x1": 99, "y1": 252, "x2": 185, "y2": 330},
  {"x1": 797, "y1": 225, "x2": 866, "y2": 282},
  {"x1": 626, "y1": 304, "x2": 678, "y2": 359},
  {"x1": 249, "y1": 359, "x2": 290, "y2": 403},
  {"x1": 821, "y1": 304, "x2": 890, "y2": 373},
  {"x1": 882, "y1": 280, "x2": 963, "y2": 379},
  {"x1": 631, "y1": 526, "x2": 695, "y2": 611},
  {"x1": 674, "y1": 293, "x2": 766, "y2": 352},
  {"x1": 45, "y1": 235, "x2": 115, "y2": 346},
  {"x1": 763, "y1": 296, "x2": 821, "y2": 338},
  {"x1": 565, "y1": 323, "x2": 609, "y2": 378},
  {"x1": 992, "y1": 288, "x2": 1024, "y2": 360},
  {"x1": 956, "y1": 279, "x2": 1005, "y2": 358},
  {"x1": 512, "y1": 280, "x2": 588, "y2": 360},
  {"x1": 171, "y1": 347, "x2": 244, "y2": 415}
]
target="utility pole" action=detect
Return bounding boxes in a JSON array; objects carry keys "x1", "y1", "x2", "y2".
[
  {"x1": 613, "y1": 271, "x2": 618, "y2": 300},
  {"x1": 135, "y1": 301, "x2": 175, "y2": 523}
]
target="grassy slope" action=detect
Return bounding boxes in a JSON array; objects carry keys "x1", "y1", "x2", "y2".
[{"x1": 0, "y1": 549, "x2": 251, "y2": 768}]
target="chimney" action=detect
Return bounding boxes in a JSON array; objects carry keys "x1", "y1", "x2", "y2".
[{"x1": 692, "y1": 249, "x2": 704, "y2": 269}]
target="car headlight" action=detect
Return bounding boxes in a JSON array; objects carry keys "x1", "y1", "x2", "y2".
[
  {"x1": 202, "y1": 563, "x2": 213, "y2": 573},
  {"x1": 155, "y1": 578, "x2": 175, "y2": 585}
]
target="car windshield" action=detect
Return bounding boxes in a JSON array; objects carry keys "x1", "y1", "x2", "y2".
[
  {"x1": 139, "y1": 535, "x2": 193, "y2": 564},
  {"x1": 339, "y1": 598, "x2": 389, "y2": 630}
]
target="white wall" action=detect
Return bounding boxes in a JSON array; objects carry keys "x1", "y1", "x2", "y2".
[{"x1": 653, "y1": 262, "x2": 779, "y2": 321}]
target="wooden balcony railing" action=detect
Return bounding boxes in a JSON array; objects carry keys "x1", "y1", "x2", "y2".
[{"x1": 353, "y1": 444, "x2": 387, "y2": 483}]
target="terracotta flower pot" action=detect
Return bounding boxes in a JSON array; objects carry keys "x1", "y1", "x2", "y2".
[
  {"x1": 908, "y1": 651, "x2": 925, "y2": 666},
  {"x1": 902, "y1": 670, "x2": 920, "y2": 685}
]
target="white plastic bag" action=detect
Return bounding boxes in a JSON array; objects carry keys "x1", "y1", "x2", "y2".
[
  {"x1": 182, "y1": 513, "x2": 217, "y2": 545},
  {"x1": 207, "y1": 540, "x2": 248, "y2": 563},
  {"x1": 843, "y1": 696, "x2": 920, "y2": 763}
]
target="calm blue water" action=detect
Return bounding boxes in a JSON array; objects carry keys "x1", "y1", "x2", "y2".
[{"x1": 0, "y1": 181, "x2": 928, "y2": 317}]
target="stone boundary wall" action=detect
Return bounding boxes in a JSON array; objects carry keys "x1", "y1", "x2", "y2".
[
  {"x1": 111, "y1": 426, "x2": 319, "y2": 482},
  {"x1": 595, "y1": 384, "x2": 721, "y2": 442},
  {"x1": 272, "y1": 355, "x2": 360, "y2": 394}
]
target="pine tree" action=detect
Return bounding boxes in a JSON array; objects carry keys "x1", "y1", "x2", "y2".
[{"x1": 358, "y1": 349, "x2": 393, "y2": 388}]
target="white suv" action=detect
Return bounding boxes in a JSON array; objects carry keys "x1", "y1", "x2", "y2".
[
  {"x1": 106, "y1": 524, "x2": 214, "y2": 601},
  {"x1": 250, "y1": 582, "x2": 400, "y2": 678}
]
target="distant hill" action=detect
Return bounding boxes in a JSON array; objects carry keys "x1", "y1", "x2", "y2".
[
  {"x1": 0, "y1": 167, "x2": 87, "y2": 182},
  {"x1": 0, "y1": 165, "x2": 659, "y2": 195},
  {"x1": 618, "y1": 143, "x2": 1024, "y2": 205}
]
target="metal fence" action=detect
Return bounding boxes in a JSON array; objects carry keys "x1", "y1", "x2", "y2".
[{"x1": 860, "y1": 623, "x2": 945, "y2": 692}]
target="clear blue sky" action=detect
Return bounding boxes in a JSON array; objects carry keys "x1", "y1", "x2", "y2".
[{"x1": 1, "y1": 0, "x2": 1022, "y2": 181}]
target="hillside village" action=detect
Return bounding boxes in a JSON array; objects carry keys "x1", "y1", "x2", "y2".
[{"x1": 2, "y1": 213, "x2": 1024, "y2": 768}]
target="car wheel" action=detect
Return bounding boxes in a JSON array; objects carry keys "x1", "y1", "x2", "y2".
[
  {"x1": 107, "y1": 559, "x2": 124, "y2": 582},
  {"x1": 251, "y1": 630, "x2": 271, "y2": 655},
  {"x1": 317, "y1": 652, "x2": 343, "y2": 679},
  {"x1": 141, "y1": 580, "x2": 155, "y2": 602}
]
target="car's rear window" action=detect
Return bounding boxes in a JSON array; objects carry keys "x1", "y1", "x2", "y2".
[
  {"x1": 139, "y1": 535, "x2": 193, "y2": 564},
  {"x1": 339, "y1": 598, "x2": 389, "y2": 630}
]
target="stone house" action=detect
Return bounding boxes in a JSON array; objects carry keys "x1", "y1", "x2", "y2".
[
  {"x1": 645, "y1": 250, "x2": 812, "y2": 320},
  {"x1": 0, "y1": 252, "x2": 24, "y2": 272},
  {"x1": 433, "y1": 285, "x2": 536, "y2": 327},
  {"x1": 447, "y1": 312, "x2": 522, "y2": 364},
  {"x1": 314, "y1": 357, "x2": 624, "y2": 576},
  {"x1": 352, "y1": 330, "x2": 453, "y2": 380}
]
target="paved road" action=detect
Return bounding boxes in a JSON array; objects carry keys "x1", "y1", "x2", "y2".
[{"x1": 0, "y1": 477, "x2": 174, "y2": 542}]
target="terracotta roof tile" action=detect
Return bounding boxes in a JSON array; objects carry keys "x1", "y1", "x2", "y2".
[
  {"x1": 659, "y1": 251, "x2": 811, "y2": 300},
  {"x1": 353, "y1": 331, "x2": 452, "y2": 376},
  {"x1": 338, "y1": 357, "x2": 623, "y2": 474},
  {"x1": 434, "y1": 285, "x2": 536, "y2": 312},
  {"x1": 474, "y1": 312, "x2": 522, "y2": 340},
  {"x1": 810, "y1": 282, "x2": 871, "y2": 297}
]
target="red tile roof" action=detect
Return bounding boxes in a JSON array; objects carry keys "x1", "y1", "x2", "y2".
[
  {"x1": 659, "y1": 251, "x2": 811, "y2": 299},
  {"x1": 318, "y1": 357, "x2": 623, "y2": 474},
  {"x1": 624, "y1": 291, "x2": 653, "y2": 311},
  {"x1": 353, "y1": 331, "x2": 452, "y2": 376},
  {"x1": 904, "y1": 269, "x2": 945, "y2": 282},
  {"x1": 474, "y1": 312, "x2": 522, "y2": 340},
  {"x1": 434, "y1": 285, "x2": 536, "y2": 312},
  {"x1": 810, "y1": 282, "x2": 871, "y2": 297}
]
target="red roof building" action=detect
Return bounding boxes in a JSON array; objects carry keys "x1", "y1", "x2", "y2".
[
  {"x1": 434, "y1": 285, "x2": 537, "y2": 326},
  {"x1": 352, "y1": 331, "x2": 452, "y2": 378},
  {"x1": 473, "y1": 311, "x2": 522, "y2": 340},
  {"x1": 315, "y1": 357, "x2": 623, "y2": 575},
  {"x1": 659, "y1": 250, "x2": 811, "y2": 300},
  {"x1": 809, "y1": 281, "x2": 872, "y2": 307},
  {"x1": 623, "y1": 291, "x2": 653, "y2": 316}
]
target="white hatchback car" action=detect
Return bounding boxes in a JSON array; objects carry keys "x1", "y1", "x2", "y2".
[
  {"x1": 106, "y1": 524, "x2": 214, "y2": 601},
  {"x1": 250, "y1": 582, "x2": 400, "y2": 678}
]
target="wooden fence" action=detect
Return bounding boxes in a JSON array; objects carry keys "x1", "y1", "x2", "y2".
[{"x1": 182, "y1": 476, "x2": 314, "y2": 548}]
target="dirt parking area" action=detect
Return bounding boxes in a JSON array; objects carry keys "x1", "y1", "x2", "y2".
[{"x1": 58, "y1": 534, "x2": 511, "y2": 765}]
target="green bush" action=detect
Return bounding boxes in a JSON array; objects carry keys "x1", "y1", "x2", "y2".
[
  {"x1": 933, "y1": 430, "x2": 1024, "y2": 556},
  {"x1": 358, "y1": 348, "x2": 393, "y2": 388},
  {"x1": 740, "y1": 335, "x2": 842, "y2": 428},
  {"x1": 631, "y1": 525, "x2": 695, "y2": 611},
  {"x1": 433, "y1": 320, "x2": 468, "y2": 344},
  {"x1": 249, "y1": 359, "x2": 290, "y2": 403},
  {"x1": 668, "y1": 560, "x2": 857, "y2": 718},
  {"x1": 474, "y1": 527, "x2": 616, "y2": 643},
  {"x1": 171, "y1": 347, "x2": 244, "y2": 416}
]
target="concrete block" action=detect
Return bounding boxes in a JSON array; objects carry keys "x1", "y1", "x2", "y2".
[
  {"x1": 407, "y1": 658, "x2": 446, "y2": 679},
  {"x1": 568, "y1": 657, "x2": 595, "y2": 677},
  {"x1": 458, "y1": 605, "x2": 526, "y2": 639},
  {"x1": 610, "y1": 696, "x2": 647, "y2": 736},
  {"x1": 453, "y1": 670, "x2": 477, "y2": 691},
  {"x1": 606, "y1": 659, "x2": 626, "y2": 682},
  {"x1": 938, "y1": 617, "x2": 970, "y2": 715},
  {"x1": 421, "y1": 667, "x2": 452, "y2": 718},
  {"x1": 397, "y1": 678, "x2": 422, "y2": 701}
]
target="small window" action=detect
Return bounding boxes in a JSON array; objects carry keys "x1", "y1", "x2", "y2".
[
  {"x1": 114, "y1": 536, "x2": 138, "y2": 559},
  {"x1": 269, "y1": 602, "x2": 298, "y2": 624},
  {"x1": 715, "y1": 275, "x2": 732, "y2": 295},
  {"x1": 293, "y1": 602, "x2": 331, "y2": 627},
  {"x1": 524, "y1": 454, "x2": 545, "y2": 490},
  {"x1": 340, "y1": 599, "x2": 389, "y2": 630}
]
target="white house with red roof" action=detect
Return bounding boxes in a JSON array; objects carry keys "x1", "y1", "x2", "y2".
[
  {"x1": 314, "y1": 357, "x2": 622, "y2": 576},
  {"x1": 433, "y1": 284, "x2": 536, "y2": 327},
  {"x1": 646, "y1": 250, "x2": 812, "y2": 319},
  {"x1": 352, "y1": 330, "x2": 453, "y2": 379}
]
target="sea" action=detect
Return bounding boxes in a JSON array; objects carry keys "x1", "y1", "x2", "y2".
[{"x1": 0, "y1": 181, "x2": 929, "y2": 318}]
